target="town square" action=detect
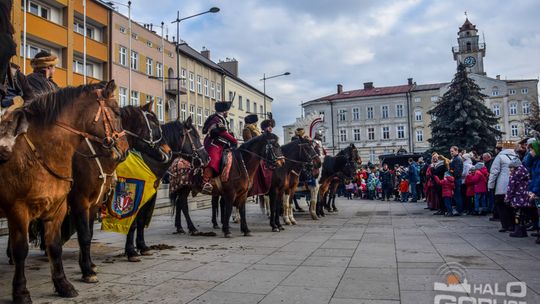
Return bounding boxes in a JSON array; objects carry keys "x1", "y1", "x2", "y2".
[{"x1": 0, "y1": 0, "x2": 539, "y2": 303}]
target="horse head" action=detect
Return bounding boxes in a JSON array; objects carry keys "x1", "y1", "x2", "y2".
[
  {"x1": 120, "y1": 101, "x2": 172, "y2": 164},
  {"x1": 161, "y1": 116, "x2": 209, "y2": 168},
  {"x1": 293, "y1": 137, "x2": 322, "y2": 169},
  {"x1": 241, "y1": 131, "x2": 284, "y2": 169}
]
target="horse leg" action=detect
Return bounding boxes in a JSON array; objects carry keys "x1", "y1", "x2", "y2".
[
  {"x1": 173, "y1": 195, "x2": 185, "y2": 234},
  {"x1": 42, "y1": 215, "x2": 79, "y2": 299},
  {"x1": 276, "y1": 191, "x2": 285, "y2": 231},
  {"x1": 258, "y1": 195, "x2": 266, "y2": 215},
  {"x1": 264, "y1": 196, "x2": 270, "y2": 216},
  {"x1": 136, "y1": 196, "x2": 156, "y2": 256},
  {"x1": 286, "y1": 193, "x2": 297, "y2": 225},
  {"x1": 73, "y1": 204, "x2": 97, "y2": 283},
  {"x1": 220, "y1": 196, "x2": 232, "y2": 238},
  {"x1": 309, "y1": 186, "x2": 319, "y2": 220},
  {"x1": 268, "y1": 190, "x2": 279, "y2": 232},
  {"x1": 211, "y1": 195, "x2": 220, "y2": 229},
  {"x1": 8, "y1": 213, "x2": 32, "y2": 304},
  {"x1": 282, "y1": 192, "x2": 291, "y2": 225},
  {"x1": 125, "y1": 221, "x2": 140, "y2": 262},
  {"x1": 239, "y1": 202, "x2": 251, "y2": 236},
  {"x1": 180, "y1": 190, "x2": 197, "y2": 234},
  {"x1": 87, "y1": 210, "x2": 98, "y2": 273},
  {"x1": 6, "y1": 236, "x2": 13, "y2": 265}
]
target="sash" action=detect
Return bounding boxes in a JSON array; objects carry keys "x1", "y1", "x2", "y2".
[{"x1": 101, "y1": 152, "x2": 157, "y2": 234}]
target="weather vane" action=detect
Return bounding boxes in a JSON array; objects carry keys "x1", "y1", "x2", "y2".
[{"x1": 464, "y1": 11, "x2": 468, "y2": 18}]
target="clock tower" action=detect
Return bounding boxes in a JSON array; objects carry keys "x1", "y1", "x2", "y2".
[{"x1": 452, "y1": 17, "x2": 486, "y2": 75}]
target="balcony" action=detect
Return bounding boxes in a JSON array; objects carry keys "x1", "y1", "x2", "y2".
[
  {"x1": 165, "y1": 81, "x2": 187, "y2": 95},
  {"x1": 73, "y1": 33, "x2": 108, "y2": 62}
]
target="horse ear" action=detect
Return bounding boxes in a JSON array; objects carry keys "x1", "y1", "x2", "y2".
[
  {"x1": 141, "y1": 100, "x2": 154, "y2": 112},
  {"x1": 103, "y1": 80, "x2": 116, "y2": 99},
  {"x1": 185, "y1": 116, "x2": 193, "y2": 128}
]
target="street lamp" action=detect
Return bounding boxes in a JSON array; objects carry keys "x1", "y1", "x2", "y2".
[
  {"x1": 171, "y1": 7, "x2": 220, "y2": 120},
  {"x1": 107, "y1": 1, "x2": 132, "y2": 101},
  {"x1": 260, "y1": 72, "x2": 290, "y2": 118}
]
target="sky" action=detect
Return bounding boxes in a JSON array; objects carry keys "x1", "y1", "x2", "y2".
[{"x1": 122, "y1": 0, "x2": 540, "y2": 140}]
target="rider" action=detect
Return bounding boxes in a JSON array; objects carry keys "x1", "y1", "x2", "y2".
[
  {"x1": 313, "y1": 131, "x2": 327, "y2": 156},
  {"x1": 242, "y1": 114, "x2": 260, "y2": 141},
  {"x1": 260, "y1": 115, "x2": 275, "y2": 134},
  {"x1": 201, "y1": 101, "x2": 238, "y2": 194},
  {"x1": 27, "y1": 50, "x2": 59, "y2": 94},
  {"x1": 291, "y1": 127, "x2": 305, "y2": 141}
]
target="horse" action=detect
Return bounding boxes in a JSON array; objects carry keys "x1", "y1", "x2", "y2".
[
  {"x1": 267, "y1": 137, "x2": 321, "y2": 231},
  {"x1": 316, "y1": 144, "x2": 361, "y2": 217},
  {"x1": 0, "y1": 81, "x2": 127, "y2": 303},
  {"x1": 124, "y1": 116, "x2": 209, "y2": 262}
]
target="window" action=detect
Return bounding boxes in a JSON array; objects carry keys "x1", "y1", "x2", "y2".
[
  {"x1": 254, "y1": 102, "x2": 257, "y2": 113},
  {"x1": 381, "y1": 105, "x2": 388, "y2": 119},
  {"x1": 181, "y1": 69, "x2": 187, "y2": 88},
  {"x1": 492, "y1": 90, "x2": 499, "y2": 96},
  {"x1": 216, "y1": 84, "x2": 222, "y2": 101},
  {"x1": 510, "y1": 103, "x2": 517, "y2": 115},
  {"x1": 189, "y1": 104, "x2": 195, "y2": 119},
  {"x1": 21, "y1": 43, "x2": 50, "y2": 59},
  {"x1": 238, "y1": 96, "x2": 243, "y2": 110},
  {"x1": 367, "y1": 107, "x2": 374, "y2": 119},
  {"x1": 523, "y1": 102, "x2": 530, "y2": 115},
  {"x1": 229, "y1": 119, "x2": 235, "y2": 134},
  {"x1": 228, "y1": 91, "x2": 234, "y2": 103},
  {"x1": 146, "y1": 58, "x2": 153, "y2": 76},
  {"x1": 204, "y1": 79, "x2": 209, "y2": 97},
  {"x1": 119, "y1": 87, "x2": 128, "y2": 107},
  {"x1": 397, "y1": 125, "x2": 405, "y2": 139},
  {"x1": 131, "y1": 32, "x2": 138, "y2": 40},
  {"x1": 495, "y1": 124, "x2": 501, "y2": 131},
  {"x1": 130, "y1": 51, "x2": 138, "y2": 70},
  {"x1": 369, "y1": 150, "x2": 376, "y2": 164},
  {"x1": 339, "y1": 129, "x2": 347, "y2": 142},
  {"x1": 338, "y1": 109, "x2": 346, "y2": 121},
  {"x1": 146, "y1": 94, "x2": 153, "y2": 105},
  {"x1": 181, "y1": 103, "x2": 187, "y2": 121},
  {"x1": 118, "y1": 46, "x2": 127, "y2": 66},
  {"x1": 260, "y1": 105, "x2": 263, "y2": 115},
  {"x1": 368, "y1": 127, "x2": 375, "y2": 140},
  {"x1": 29, "y1": 1, "x2": 49, "y2": 19},
  {"x1": 74, "y1": 21, "x2": 95, "y2": 39},
  {"x1": 521, "y1": 88, "x2": 529, "y2": 94},
  {"x1": 130, "y1": 91, "x2": 139, "y2": 106},
  {"x1": 382, "y1": 126, "x2": 390, "y2": 139},
  {"x1": 239, "y1": 121, "x2": 244, "y2": 136},
  {"x1": 197, "y1": 75, "x2": 202, "y2": 94},
  {"x1": 168, "y1": 99, "x2": 177, "y2": 120},
  {"x1": 511, "y1": 124, "x2": 519, "y2": 137},
  {"x1": 119, "y1": 26, "x2": 126, "y2": 33},
  {"x1": 525, "y1": 124, "x2": 532, "y2": 136},
  {"x1": 246, "y1": 99, "x2": 251, "y2": 112},
  {"x1": 353, "y1": 129, "x2": 361, "y2": 141},
  {"x1": 492, "y1": 104, "x2": 500, "y2": 116},
  {"x1": 197, "y1": 108, "x2": 203, "y2": 126},
  {"x1": 396, "y1": 104, "x2": 404, "y2": 118},
  {"x1": 415, "y1": 110, "x2": 422, "y2": 121},
  {"x1": 414, "y1": 97, "x2": 421, "y2": 103},
  {"x1": 416, "y1": 129, "x2": 424, "y2": 142},
  {"x1": 509, "y1": 89, "x2": 516, "y2": 95},
  {"x1": 210, "y1": 82, "x2": 216, "y2": 99},
  {"x1": 431, "y1": 95, "x2": 439, "y2": 102},
  {"x1": 189, "y1": 72, "x2": 194, "y2": 91},
  {"x1": 156, "y1": 62, "x2": 162, "y2": 78},
  {"x1": 72, "y1": 59, "x2": 93, "y2": 77},
  {"x1": 147, "y1": 41, "x2": 153, "y2": 48},
  {"x1": 352, "y1": 108, "x2": 359, "y2": 120}
]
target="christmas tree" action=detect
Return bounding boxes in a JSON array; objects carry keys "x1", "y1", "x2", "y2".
[{"x1": 428, "y1": 63, "x2": 502, "y2": 153}]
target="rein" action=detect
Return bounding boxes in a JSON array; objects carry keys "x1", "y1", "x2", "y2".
[{"x1": 122, "y1": 110, "x2": 162, "y2": 147}]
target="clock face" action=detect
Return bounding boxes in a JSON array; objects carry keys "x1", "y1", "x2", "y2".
[{"x1": 464, "y1": 56, "x2": 476, "y2": 67}]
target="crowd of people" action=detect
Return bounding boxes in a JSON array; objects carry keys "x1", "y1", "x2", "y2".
[{"x1": 338, "y1": 141, "x2": 540, "y2": 244}]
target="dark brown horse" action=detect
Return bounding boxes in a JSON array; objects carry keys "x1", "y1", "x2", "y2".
[
  {"x1": 268, "y1": 137, "x2": 321, "y2": 231},
  {"x1": 317, "y1": 144, "x2": 361, "y2": 217},
  {"x1": 0, "y1": 81, "x2": 127, "y2": 303}
]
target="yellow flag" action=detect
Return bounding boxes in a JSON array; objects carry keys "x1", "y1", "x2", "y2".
[{"x1": 101, "y1": 152, "x2": 158, "y2": 234}]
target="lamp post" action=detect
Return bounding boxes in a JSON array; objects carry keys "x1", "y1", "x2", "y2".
[
  {"x1": 171, "y1": 7, "x2": 219, "y2": 120},
  {"x1": 260, "y1": 72, "x2": 290, "y2": 118},
  {"x1": 108, "y1": 1, "x2": 132, "y2": 101}
]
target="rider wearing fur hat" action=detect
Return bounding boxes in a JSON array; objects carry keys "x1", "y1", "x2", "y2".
[
  {"x1": 242, "y1": 114, "x2": 260, "y2": 141},
  {"x1": 27, "y1": 50, "x2": 59, "y2": 94},
  {"x1": 260, "y1": 114, "x2": 275, "y2": 134},
  {"x1": 201, "y1": 101, "x2": 238, "y2": 194}
]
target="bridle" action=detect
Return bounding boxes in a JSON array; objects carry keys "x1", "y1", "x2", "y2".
[
  {"x1": 239, "y1": 137, "x2": 284, "y2": 169},
  {"x1": 123, "y1": 110, "x2": 163, "y2": 148},
  {"x1": 284, "y1": 141, "x2": 320, "y2": 166},
  {"x1": 174, "y1": 127, "x2": 206, "y2": 169},
  {"x1": 55, "y1": 88, "x2": 126, "y2": 157}
]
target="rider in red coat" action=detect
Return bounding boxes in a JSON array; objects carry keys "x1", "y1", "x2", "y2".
[{"x1": 201, "y1": 101, "x2": 238, "y2": 194}]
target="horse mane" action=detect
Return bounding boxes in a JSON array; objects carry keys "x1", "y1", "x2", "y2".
[
  {"x1": 24, "y1": 82, "x2": 105, "y2": 126},
  {"x1": 161, "y1": 120, "x2": 185, "y2": 150}
]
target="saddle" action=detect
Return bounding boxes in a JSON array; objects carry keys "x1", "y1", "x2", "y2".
[
  {"x1": 0, "y1": 109, "x2": 28, "y2": 161},
  {"x1": 220, "y1": 149, "x2": 233, "y2": 183}
]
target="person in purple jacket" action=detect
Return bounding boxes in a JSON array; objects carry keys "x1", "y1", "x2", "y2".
[{"x1": 505, "y1": 158, "x2": 531, "y2": 238}]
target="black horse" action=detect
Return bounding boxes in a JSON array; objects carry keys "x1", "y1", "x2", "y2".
[{"x1": 317, "y1": 144, "x2": 361, "y2": 217}]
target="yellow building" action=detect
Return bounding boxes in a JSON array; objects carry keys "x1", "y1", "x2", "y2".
[{"x1": 10, "y1": 0, "x2": 111, "y2": 87}]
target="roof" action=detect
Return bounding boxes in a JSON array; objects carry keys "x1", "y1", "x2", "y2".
[
  {"x1": 505, "y1": 79, "x2": 539, "y2": 83},
  {"x1": 308, "y1": 84, "x2": 412, "y2": 103},
  {"x1": 459, "y1": 18, "x2": 476, "y2": 32},
  {"x1": 222, "y1": 69, "x2": 272, "y2": 101},
  {"x1": 177, "y1": 44, "x2": 224, "y2": 73},
  {"x1": 412, "y1": 82, "x2": 448, "y2": 91}
]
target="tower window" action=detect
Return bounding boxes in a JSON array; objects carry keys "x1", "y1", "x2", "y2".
[{"x1": 466, "y1": 42, "x2": 471, "y2": 52}]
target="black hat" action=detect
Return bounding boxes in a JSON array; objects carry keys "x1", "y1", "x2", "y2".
[
  {"x1": 261, "y1": 119, "x2": 275, "y2": 130},
  {"x1": 215, "y1": 101, "x2": 232, "y2": 112},
  {"x1": 244, "y1": 114, "x2": 258, "y2": 124}
]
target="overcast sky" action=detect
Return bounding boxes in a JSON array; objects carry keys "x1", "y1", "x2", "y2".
[{"x1": 125, "y1": 0, "x2": 540, "y2": 140}]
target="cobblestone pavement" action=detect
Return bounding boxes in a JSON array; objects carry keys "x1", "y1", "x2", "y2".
[{"x1": 1, "y1": 198, "x2": 540, "y2": 303}]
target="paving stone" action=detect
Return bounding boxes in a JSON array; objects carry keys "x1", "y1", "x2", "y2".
[
  {"x1": 213, "y1": 269, "x2": 290, "y2": 294},
  {"x1": 119, "y1": 279, "x2": 217, "y2": 304},
  {"x1": 259, "y1": 286, "x2": 334, "y2": 304},
  {"x1": 334, "y1": 268, "x2": 399, "y2": 300},
  {"x1": 189, "y1": 291, "x2": 265, "y2": 304},
  {"x1": 177, "y1": 261, "x2": 249, "y2": 282},
  {"x1": 280, "y1": 266, "x2": 346, "y2": 289}
]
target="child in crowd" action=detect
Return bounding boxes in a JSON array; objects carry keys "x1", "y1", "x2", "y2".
[
  {"x1": 434, "y1": 171, "x2": 455, "y2": 216},
  {"x1": 465, "y1": 167, "x2": 476, "y2": 214},
  {"x1": 399, "y1": 178, "x2": 409, "y2": 202},
  {"x1": 345, "y1": 180, "x2": 356, "y2": 200},
  {"x1": 469, "y1": 162, "x2": 489, "y2": 215},
  {"x1": 506, "y1": 158, "x2": 531, "y2": 237}
]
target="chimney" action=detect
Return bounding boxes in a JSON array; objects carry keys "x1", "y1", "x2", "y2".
[
  {"x1": 363, "y1": 82, "x2": 374, "y2": 90},
  {"x1": 496, "y1": 75, "x2": 500, "y2": 80},
  {"x1": 201, "y1": 47, "x2": 210, "y2": 60},
  {"x1": 408, "y1": 78, "x2": 413, "y2": 85},
  {"x1": 337, "y1": 84, "x2": 343, "y2": 94},
  {"x1": 218, "y1": 58, "x2": 239, "y2": 77}
]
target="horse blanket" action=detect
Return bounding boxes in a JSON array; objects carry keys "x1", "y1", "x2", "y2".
[
  {"x1": 101, "y1": 151, "x2": 157, "y2": 234},
  {"x1": 248, "y1": 161, "x2": 273, "y2": 196}
]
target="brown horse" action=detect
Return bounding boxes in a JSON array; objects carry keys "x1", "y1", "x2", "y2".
[{"x1": 0, "y1": 81, "x2": 127, "y2": 304}]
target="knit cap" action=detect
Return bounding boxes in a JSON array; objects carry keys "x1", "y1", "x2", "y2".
[
  {"x1": 474, "y1": 162, "x2": 485, "y2": 170},
  {"x1": 508, "y1": 158, "x2": 522, "y2": 168},
  {"x1": 531, "y1": 140, "x2": 540, "y2": 156}
]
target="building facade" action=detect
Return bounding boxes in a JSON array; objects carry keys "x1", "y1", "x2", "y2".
[{"x1": 10, "y1": 0, "x2": 111, "y2": 86}]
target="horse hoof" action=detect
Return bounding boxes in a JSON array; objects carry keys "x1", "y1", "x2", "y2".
[
  {"x1": 56, "y1": 281, "x2": 78, "y2": 298},
  {"x1": 140, "y1": 250, "x2": 153, "y2": 256},
  {"x1": 291, "y1": 220, "x2": 297, "y2": 225},
  {"x1": 224, "y1": 233, "x2": 232, "y2": 238},
  {"x1": 284, "y1": 221, "x2": 291, "y2": 225},
  {"x1": 128, "y1": 255, "x2": 141, "y2": 262},
  {"x1": 13, "y1": 291, "x2": 32, "y2": 304},
  {"x1": 333, "y1": 208, "x2": 339, "y2": 212},
  {"x1": 279, "y1": 226, "x2": 285, "y2": 231},
  {"x1": 82, "y1": 275, "x2": 99, "y2": 284},
  {"x1": 213, "y1": 224, "x2": 220, "y2": 229},
  {"x1": 91, "y1": 263, "x2": 98, "y2": 273},
  {"x1": 272, "y1": 228, "x2": 280, "y2": 232},
  {"x1": 311, "y1": 214, "x2": 319, "y2": 220},
  {"x1": 243, "y1": 231, "x2": 252, "y2": 237},
  {"x1": 173, "y1": 229, "x2": 186, "y2": 235}
]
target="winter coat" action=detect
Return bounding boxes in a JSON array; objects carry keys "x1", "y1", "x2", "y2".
[
  {"x1": 408, "y1": 162, "x2": 420, "y2": 184},
  {"x1": 462, "y1": 158, "x2": 473, "y2": 183},
  {"x1": 523, "y1": 152, "x2": 540, "y2": 196},
  {"x1": 450, "y1": 156, "x2": 464, "y2": 180},
  {"x1": 465, "y1": 173, "x2": 475, "y2": 197},
  {"x1": 399, "y1": 179, "x2": 409, "y2": 193},
  {"x1": 468, "y1": 170, "x2": 488, "y2": 194},
  {"x1": 488, "y1": 149, "x2": 519, "y2": 195},
  {"x1": 505, "y1": 165, "x2": 531, "y2": 208},
  {"x1": 434, "y1": 175, "x2": 455, "y2": 198},
  {"x1": 367, "y1": 173, "x2": 378, "y2": 191},
  {"x1": 379, "y1": 169, "x2": 393, "y2": 187}
]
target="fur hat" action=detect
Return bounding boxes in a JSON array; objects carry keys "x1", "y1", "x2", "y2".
[
  {"x1": 244, "y1": 114, "x2": 258, "y2": 124},
  {"x1": 30, "y1": 50, "x2": 58, "y2": 70},
  {"x1": 509, "y1": 158, "x2": 522, "y2": 169},
  {"x1": 261, "y1": 119, "x2": 275, "y2": 130},
  {"x1": 215, "y1": 101, "x2": 232, "y2": 112},
  {"x1": 295, "y1": 128, "x2": 305, "y2": 137}
]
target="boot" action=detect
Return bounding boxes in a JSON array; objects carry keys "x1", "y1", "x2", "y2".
[
  {"x1": 509, "y1": 225, "x2": 528, "y2": 238},
  {"x1": 201, "y1": 167, "x2": 214, "y2": 195}
]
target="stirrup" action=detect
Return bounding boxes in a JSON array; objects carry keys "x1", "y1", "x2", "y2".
[{"x1": 202, "y1": 183, "x2": 213, "y2": 195}]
